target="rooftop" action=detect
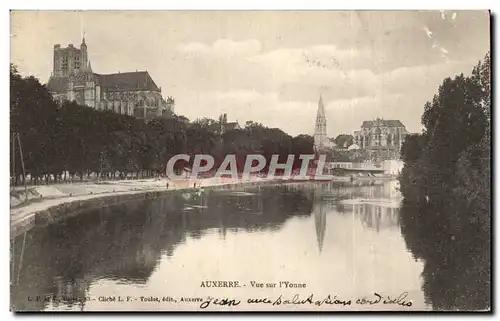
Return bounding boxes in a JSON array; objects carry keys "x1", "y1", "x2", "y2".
[
  {"x1": 46, "y1": 70, "x2": 160, "y2": 94},
  {"x1": 224, "y1": 122, "x2": 241, "y2": 131},
  {"x1": 96, "y1": 71, "x2": 160, "y2": 92},
  {"x1": 361, "y1": 119, "x2": 405, "y2": 128}
]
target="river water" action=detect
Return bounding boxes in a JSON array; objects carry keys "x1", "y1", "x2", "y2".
[{"x1": 10, "y1": 180, "x2": 475, "y2": 311}]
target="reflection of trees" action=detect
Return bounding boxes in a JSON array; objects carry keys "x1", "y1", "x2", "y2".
[
  {"x1": 11, "y1": 197, "x2": 180, "y2": 311},
  {"x1": 399, "y1": 198, "x2": 490, "y2": 311},
  {"x1": 11, "y1": 185, "x2": 312, "y2": 311}
]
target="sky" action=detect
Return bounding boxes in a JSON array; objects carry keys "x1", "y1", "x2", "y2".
[{"x1": 10, "y1": 10, "x2": 490, "y2": 137}]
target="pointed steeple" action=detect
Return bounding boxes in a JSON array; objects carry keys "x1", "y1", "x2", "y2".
[
  {"x1": 317, "y1": 94, "x2": 326, "y2": 119},
  {"x1": 81, "y1": 34, "x2": 87, "y2": 49},
  {"x1": 314, "y1": 93, "x2": 329, "y2": 152},
  {"x1": 87, "y1": 60, "x2": 92, "y2": 72}
]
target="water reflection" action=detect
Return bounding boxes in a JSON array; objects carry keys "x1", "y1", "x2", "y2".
[
  {"x1": 399, "y1": 197, "x2": 491, "y2": 311},
  {"x1": 11, "y1": 185, "x2": 313, "y2": 311},
  {"x1": 10, "y1": 180, "x2": 479, "y2": 311},
  {"x1": 312, "y1": 203, "x2": 326, "y2": 253},
  {"x1": 304, "y1": 180, "x2": 401, "y2": 253}
]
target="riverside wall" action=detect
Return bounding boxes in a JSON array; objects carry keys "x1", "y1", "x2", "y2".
[{"x1": 10, "y1": 178, "x2": 291, "y2": 239}]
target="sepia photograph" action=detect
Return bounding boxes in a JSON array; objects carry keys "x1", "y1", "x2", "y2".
[{"x1": 9, "y1": 10, "x2": 491, "y2": 312}]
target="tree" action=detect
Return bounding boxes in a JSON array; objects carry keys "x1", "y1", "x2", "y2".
[
  {"x1": 245, "y1": 120, "x2": 263, "y2": 129},
  {"x1": 453, "y1": 51, "x2": 491, "y2": 229},
  {"x1": 400, "y1": 134, "x2": 426, "y2": 164},
  {"x1": 398, "y1": 52, "x2": 491, "y2": 311},
  {"x1": 333, "y1": 134, "x2": 354, "y2": 148},
  {"x1": 10, "y1": 64, "x2": 315, "y2": 184}
]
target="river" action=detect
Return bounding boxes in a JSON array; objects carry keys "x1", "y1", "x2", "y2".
[{"x1": 10, "y1": 180, "x2": 482, "y2": 311}]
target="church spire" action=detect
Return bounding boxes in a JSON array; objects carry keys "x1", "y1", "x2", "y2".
[
  {"x1": 317, "y1": 93, "x2": 325, "y2": 119},
  {"x1": 314, "y1": 94, "x2": 329, "y2": 152},
  {"x1": 87, "y1": 60, "x2": 92, "y2": 72}
]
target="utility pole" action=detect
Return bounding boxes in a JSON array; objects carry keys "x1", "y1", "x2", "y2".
[
  {"x1": 16, "y1": 231, "x2": 27, "y2": 286},
  {"x1": 16, "y1": 133, "x2": 28, "y2": 202},
  {"x1": 11, "y1": 133, "x2": 16, "y2": 191}
]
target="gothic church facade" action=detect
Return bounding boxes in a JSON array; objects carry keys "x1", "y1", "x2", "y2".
[
  {"x1": 47, "y1": 38, "x2": 175, "y2": 119},
  {"x1": 353, "y1": 118, "x2": 409, "y2": 160}
]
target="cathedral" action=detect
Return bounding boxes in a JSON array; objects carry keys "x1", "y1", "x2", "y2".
[
  {"x1": 46, "y1": 38, "x2": 175, "y2": 119},
  {"x1": 353, "y1": 118, "x2": 409, "y2": 160}
]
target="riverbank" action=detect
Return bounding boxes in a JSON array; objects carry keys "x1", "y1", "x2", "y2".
[
  {"x1": 11, "y1": 174, "x2": 386, "y2": 239},
  {"x1": 10, "y1": 176, "x2": 299, "y2": 239}
]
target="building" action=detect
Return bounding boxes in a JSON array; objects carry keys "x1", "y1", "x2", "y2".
[
  {"x1": 218, "y1": 113, "x2": 241, "y2": 135},
  {"x1": 353, "y1": 118, "x2": 408, "y2": 161},
  {"x1": 46, "y1": 38, "x2": 175, "y2": 119},
  {"x1": 328, "y1": 162, "x2": 354, "y2": 169},
  {"x1": 313, "y1": 94, "x2": 331, "y2": 152},
  {"x1": 224, "y1": 122, "x2": 241, "y2": 131}
]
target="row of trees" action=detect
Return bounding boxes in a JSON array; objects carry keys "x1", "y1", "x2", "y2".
[
  {"x1": 398, "y1": 52, "x2": 490, "y2": 310},
  {"x1": 10, "y1": 65, "x2": 314, "y2": 185}
]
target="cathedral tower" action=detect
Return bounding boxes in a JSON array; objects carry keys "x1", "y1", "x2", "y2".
[
  {"x1": 314, "y1": 94, "x2": 329, "y2": 152},
  {"x1": 52, "y1": 37, "x2": 87, "y2": 77}
]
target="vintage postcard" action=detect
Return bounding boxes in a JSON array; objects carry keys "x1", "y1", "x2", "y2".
[{"x1": 9, "y1": 10, "x2": 491, "y2": 312}]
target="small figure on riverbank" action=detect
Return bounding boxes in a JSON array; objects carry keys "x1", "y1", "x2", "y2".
[{"x1": 166, "y1": 182, "x2": 169, "y2": 189}]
